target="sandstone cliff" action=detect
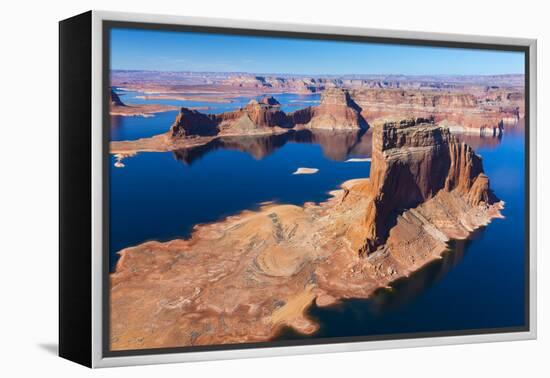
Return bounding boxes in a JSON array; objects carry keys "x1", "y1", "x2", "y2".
[
  {"x1": 216, "y1": 96, "x2": 293, "y2": 133},
  {"x1": 344, "y1": 118, "x2": 498, "y2": 255},
  {"x1": 170, "y1": 108, "x2": 219, "y2": 137},
  {"x1": 349, "y1": 88, "x2": 521, "y2": 135},
  {"x1": 296, "y1": 88, "x2": 368, "y2": 130}
]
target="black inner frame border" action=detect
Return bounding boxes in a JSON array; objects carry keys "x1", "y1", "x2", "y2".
[{"x1": 102, "y1": 19, "x2": 531, "y2": 358}]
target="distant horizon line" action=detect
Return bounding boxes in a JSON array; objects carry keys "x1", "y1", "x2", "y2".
[{"x1": 110, "y1": 68, "x2": 525, "y2": 77}]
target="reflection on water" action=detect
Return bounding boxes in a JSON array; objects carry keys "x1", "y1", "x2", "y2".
[
  {"x1": 454, "y1": 119, "x2": 524, "y2": 151},
  {"x1": 169, "y1": 124, "x2": 514, "y2": 168},
  {"x1": 368, "y1": 236, "x2": 473, "y2": 314},
  {"x1": 172, "y1": 129, "x2": 369, "y2": 165},
  {"x1": 457, "y1": 133, "x2": 502, "y2": 150}
]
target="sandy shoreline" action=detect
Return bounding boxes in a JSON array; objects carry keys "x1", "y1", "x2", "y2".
[{"x1": 110, "y1": 103, "x2": 179, "y2": 117}]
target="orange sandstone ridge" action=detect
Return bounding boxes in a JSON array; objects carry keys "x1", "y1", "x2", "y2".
[
  {"x1": 110, "y1": 118, "x2": 503, "y2": 350},
  {"x1": 350, "y1": 88, "x2": 523, "y2": 136}
]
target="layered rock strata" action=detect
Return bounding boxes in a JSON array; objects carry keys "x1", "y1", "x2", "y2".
[
  {"x1": 350, "y1": 88, "x2": 522, "y2": 136},
  {"x1": 344, "y1": 118, "x2": 498, "y2": 255},
  {"x1": 170, "y1": 108, "x2": 219, "y2": 137},
  {"x1": 299, "y1": 88, "x2": 367, "y2": 130}
]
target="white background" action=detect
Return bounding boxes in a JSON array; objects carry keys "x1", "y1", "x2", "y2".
[{"x1": 1, "y1": 0, "x2": 547, "y2": 376}]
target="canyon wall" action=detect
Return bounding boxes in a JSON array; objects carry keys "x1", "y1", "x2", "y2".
[
  {"x1": 349, "y1": 88, "x2": 522, "y2": 136},
  {"x1": 297, "y1": 88, "x2": 367, "y2": 130},
  {"x1": 345, "y1": 118, "x2": 498, "y2": 255}
]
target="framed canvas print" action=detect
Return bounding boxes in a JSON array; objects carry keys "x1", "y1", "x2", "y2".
[{"x1": 59, "y1": 10, "x2": 537, "y2": 368}]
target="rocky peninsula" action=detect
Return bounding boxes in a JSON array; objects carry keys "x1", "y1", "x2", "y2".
[
  {"x1": 110, "y1": 117, "x2": 503, "y2": 350},
  {"x1": 109, "y1": 88, "x2": 179, "y2": 117}
]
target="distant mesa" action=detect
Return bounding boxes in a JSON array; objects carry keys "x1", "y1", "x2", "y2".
[
  {"x1": 113, "y1": 70, "x2": 526, "y2": 94},
  {"x1": 170, "y1": 108, "x2": 219, "y2": 138}
]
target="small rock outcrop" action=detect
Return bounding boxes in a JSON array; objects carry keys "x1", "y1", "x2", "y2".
[
  {"x1": 170, "y1": 108, "x2": 219, "y2": 137},
  {"x1": 110, "y1": 88, "x2": 125, "y2": 107},
  {"x1": 299, "y1": 88, "x2": 367, "y2": 130},
  {"x1": 345, "y1": 117, "x2": 498, "y2": 255}
]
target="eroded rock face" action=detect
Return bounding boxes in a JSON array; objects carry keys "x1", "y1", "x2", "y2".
[
  {"x1": 210, "y1": 98, "x2": 292, "y2": 134},
  {"x1": 170, "y1": 108, "x2": 219, "y2": 137},
  {"x1": 351, "y1": 89, "x2": 477, "y2": 108},
  {"x1": 298, "y1": 88, "x2": 368, "y2": 130},
  {"x1": 349, "y1": 88, "x2": 521, "y2": 134},
  {"x1": 171, "y1": 129, "x2": 367, "y2": 165},
  {"x1": 345, "y1": 117, "x2": 497, "y2": 255}
]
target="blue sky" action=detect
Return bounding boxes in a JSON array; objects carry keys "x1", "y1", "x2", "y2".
[{"x1": 110, "y1": 28, "x2": 524, "y2": 75}]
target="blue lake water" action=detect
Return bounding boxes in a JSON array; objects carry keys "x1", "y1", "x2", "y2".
[{"x1": 109, "y1": 89, "x2": 527, "y2": 339}]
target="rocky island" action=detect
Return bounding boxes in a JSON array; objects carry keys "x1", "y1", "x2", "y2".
[{"x1": 110, "y1": 117, "x2": 503, "y2": 350}]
